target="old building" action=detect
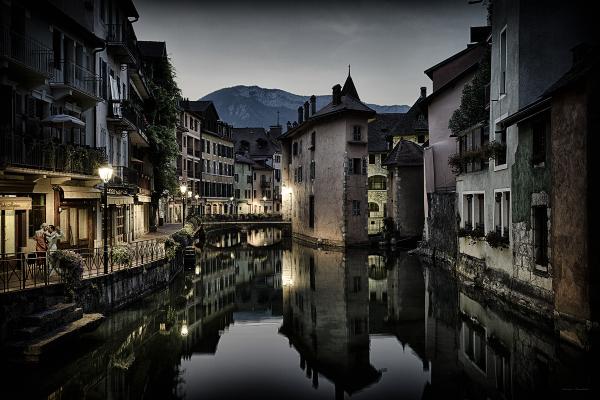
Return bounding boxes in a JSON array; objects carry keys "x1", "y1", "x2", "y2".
[
  {"x1": 383, "y1": 140, "x2": 424, "y2": 239},
  {"x1": 181, "y1": 101, "x2": 234, "y2": 216},
  {"x1": 421, "y1": 32, "x2": 488, "y2": 262},
  {"x1": 1, "y1": 1, "x2": 106, "y2": 254},
  {"x1": 233, "y1": 153, "x2": 254, "y2": 215},
  {"x1": 174, "y1": 102, "x2": 203, "y2": 220},
  {"x1": 280, "y1": 73, "x2": 375, "y2": 246},
  {"x1": 232, "y1": 126, "x2": 282, "y2": 214},
  {"x1": 455, "y1": 0, "x2": 594, "y2": 323}
]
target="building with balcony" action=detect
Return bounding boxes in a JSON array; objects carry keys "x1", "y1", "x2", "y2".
[
  {"x1": 280, "y1": 73, "x2": 375, "y2": 247},
  {"x1": 421, "y1": 30, "x2": 488, "y2": 263},
  {"x1": 1, "y1": 0, "x2": 106, "y2": 255},
  {"x1": 232, "y1": 126, "x2": 283, "y2": 214},
  {"x1": 454, "y1": 0, "x2": 594, "y2": 327},
  {"x1": 179, "y1": 100, "x2": 234, "y2": 216}
]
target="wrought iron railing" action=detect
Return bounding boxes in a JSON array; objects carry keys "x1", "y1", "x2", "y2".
[
  {"x1": 50, "y1": 60, "x2": 101, "y2": 98},
  {"x1": 1, "y1": 132, "x2": 106, "y2": 175},
  {"x1": 0, "y1": 239, "x2": 176, "y2": 293},
  {"x1": 106, "y1": 23, "x2": 137, "y2": 61},
  {"x1": 112, "y1": 165, "x2": 139, "y2": 186},
  {"x1": 0, "y1": 25, "x2": 54, "y2": 76}
]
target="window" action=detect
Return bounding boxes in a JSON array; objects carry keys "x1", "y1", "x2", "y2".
[
  {"x1": 310, "y1": 131, "x2": 316, "y2": 149},
  {"x1": 495, "y1": 127, "x2": 507, "y2": 166},
  {"x1": 533, "y1": 206, "x2": 548, "y2": 269},
  {"x1": 368, "y1": 202, "x2": 379, "y2": 214},
  {"x1": 297, "y1": 166, "x2": 303, "y2": 183},
  {"x1": 369, "y1": 154, "x2": 376, "y2": 164},
  {"x1": 309, "y1": 160, "x2": 315, "y2": 180},
  {"x1": 494, "y1": 191, "x2": 510, "y2": 238},
  {"x1": 299, "y1": 140, "x2": 303, "y2": 154},
  {"x1": 353, "y1": 276, "x2": 361, "y2": 292},
  {"x1": 348, "y1": 158, "x2": 363, "y2": 175},
  {"x1": 353, "y1": 125, "x2": 362, "y2": 141},
  {"x1": 246, "y1": 175, "x2": 252, "y2": 184},
  {"x1": 368, "y1": 175, "x2": 386, "y2": 190},
  {"x1": 352, "y1": 200, "x2": 361, "y2": 216},
  {"x1": 309, "y1": 195, "x2": 315, "y2": 228},
  {"x1": 463, "y1": 320, "x2": 487, "y2": 373},
  {"x1": 459, "y1": 125, "x2": 490, "y2": 173},
  {"x1": 500, "y1": 28, "x2": 507, "y2": 94},
  {"x1": 532, "y1": 116, "x2": 548, "y2": 166},
  {"x1": 235, "y1": 189, "x2": 240, "y2": 199}
]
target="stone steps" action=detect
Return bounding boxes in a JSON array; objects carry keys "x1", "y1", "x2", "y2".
[
  {"x1": 14, "y1": 306, "x2": 84, "y2": 340},
  {"x1": 7, "y1": 313, "x2": 105, "y2": 362}
]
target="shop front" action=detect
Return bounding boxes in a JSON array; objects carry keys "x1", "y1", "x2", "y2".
[
  {"x1": 0, "y1": 196, "x2": 32, "y2": 255},
  {"x1": 54, "y1": 185, "x2": 100, "y2": 250}
]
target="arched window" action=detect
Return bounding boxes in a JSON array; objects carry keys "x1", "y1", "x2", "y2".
[
  {"x1": 368, "y1": 202, "x2": 379, "y2": 213},
  {"x1": 368, "y1": 175, "x2": 387, "y2": 190}
]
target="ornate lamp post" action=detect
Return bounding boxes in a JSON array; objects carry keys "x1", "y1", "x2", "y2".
[
  {"x1": 179, "y1": 183, "x2": 188, "y2": 227},
  {"x1": 98, "y1": 164, "x2": 114, "y2": 275}
]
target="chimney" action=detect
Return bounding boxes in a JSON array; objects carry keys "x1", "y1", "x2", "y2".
[
  {"x1": 420, "y1": 87, "x2": 427, "y2": 98},
  {"x1": 303, "y1": 101, "x2": 309, "y2": 121},
  {"x1": 310, "y1": 95, "x2": 316, "y2": 115},
  {"x1": 298, "y1": 106, "x2": 304, "y2": 124},
  {"x1": 286, "y1": 121, "x2": 292, "y2": 131},
  {"x1": 332, "y1": 84, "x2": 342, "y2": 105}
]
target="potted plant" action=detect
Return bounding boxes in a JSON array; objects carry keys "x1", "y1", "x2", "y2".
[{"x1": 49, "y1": 250, "x2": 84, "y2": 301}]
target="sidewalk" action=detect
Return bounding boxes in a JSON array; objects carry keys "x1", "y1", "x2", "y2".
[{"x1": 133, "y1": 223, "x2": 182, "y2": 242}]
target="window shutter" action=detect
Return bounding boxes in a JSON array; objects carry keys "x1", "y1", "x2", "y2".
[
  {"x1": 348, "y1": 158, "x2": 353, "y2": 175},
  {"x1": 362, "y1": 157, "x2": 367, "y2": 175}
]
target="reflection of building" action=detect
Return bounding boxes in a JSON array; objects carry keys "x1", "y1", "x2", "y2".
[
  {"x1": 281, "y1": 242, "x2": 381, "y2": 396},
  {"x1": 280, "y1": 73, "x2": 375, "y2": 246}
]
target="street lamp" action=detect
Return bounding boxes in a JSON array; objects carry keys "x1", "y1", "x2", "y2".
[
  {"x1": 194, "y1": 194, "x2": 200, "y2": 214},
  {"x1": 229, "y1": 196, "x2": 234, "y2": 215},
  {"x1": 98, "y1": 164, "x2": 113, "y2": 275},
  {"x1": 179, "y1": 183, "x2": 188, "y2": 227}
]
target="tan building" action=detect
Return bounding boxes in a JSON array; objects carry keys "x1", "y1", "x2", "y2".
[
  {"x1": 280, "y1": 74, "x2": 375, "y2": 247},
  {"x1": 233, "y1": 154, "x2": 254, "y2": 214}
]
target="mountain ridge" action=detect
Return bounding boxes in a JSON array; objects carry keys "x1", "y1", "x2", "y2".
[{"x1": 199, "y1": 85, "x2": 409, "y2": 129}]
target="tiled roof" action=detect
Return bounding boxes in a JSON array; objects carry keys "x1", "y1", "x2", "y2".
[
  {"x1": 382, "y1": 139, "x2": 424, "y2": 167},
  {"x1": 232, "y1": 127, "x2": 281, "y2": 157}
]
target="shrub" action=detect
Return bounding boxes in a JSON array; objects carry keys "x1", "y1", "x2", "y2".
[
  {"x1": 485, "y1": 230, "x2": 510, "y2": 248},
  {"x1": 112, "y1": 245, "x2": 134, "y2": 266},
  {"x1": 49, "y1": 250, "x2": 84, "y2": 301}
]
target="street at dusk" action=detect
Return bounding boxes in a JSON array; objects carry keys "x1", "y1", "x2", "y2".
[{"x1": 0, "y1": 0, "x2": 596, "y2": 399}]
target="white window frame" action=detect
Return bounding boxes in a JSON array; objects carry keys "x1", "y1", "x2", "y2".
[
  {"x1": 493, "y1": 188, "x2": 511, "y2": 239},
  {"x1": 461, "y1": 190, "x2": 485, "y2": 230},
  {"x1": 493, "y1": 113, "x2": 508, "y2": 171},
  {"x1": 499, "y1": 25, "x2": 507, "y2": 98}
]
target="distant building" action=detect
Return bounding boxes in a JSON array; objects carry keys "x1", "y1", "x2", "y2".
[
  {"x1": 233, "y1": 154, "x2": 254, "y2": 214},
  {"x1": 422, "y1": 32, "x2": 488, "y2": 262},
  {"x1": 231, "y1": 126, "x2": 282, "y2": 214},
  {"x1": 182, "y1": 101, "x2": 235, "y2": 216},
  {"x1": 279, "y1": 73, "x2": 375, "y2": 246},
  {"x1": 383, "y1": 140, "x2": 424, "y2": 239}
]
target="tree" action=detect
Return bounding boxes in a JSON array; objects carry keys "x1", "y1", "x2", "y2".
[{"x1": 448, "y1": 48, "x2": 490, "y2": 136}]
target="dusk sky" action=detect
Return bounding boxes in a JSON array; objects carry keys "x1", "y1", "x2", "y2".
[{"x1": 134, "y1": 0, "x2": 487, "y2": 106}]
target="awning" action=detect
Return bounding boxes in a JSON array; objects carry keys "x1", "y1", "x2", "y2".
[
  {"x1": 137, "y1": 194, "x2": 152, "y2": 203},
  {"x1": 131, "y1": 157, "x2": 144, "y2": 164},
  {"x1": 107, "y1": 195, "x2": 134, "y2": 205},
  {"x1": 61, "y1": 185, "x2": 101, "y2": 199},
  {"x1": 42, "y1": 114, "x2": 86, "y2": 128},
  {"x1": 497, "y1": 97, "x2": 552, "y2": 129}
]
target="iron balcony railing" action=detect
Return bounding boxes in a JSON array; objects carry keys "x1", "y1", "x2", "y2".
[
  {"x1": 0, "y1": 25, "x2": 54, "y2": 77},
  {"x1": 1, "y1": 132, "x2": 106, "y2": 176},
  {"x1": 106, "y1": 23, "x2": 138, "y2": 64},
  {"x1": 112, "y1": 165, "x2": 139, "y2": 186},
  {"x1": 0, "y1": 239, "x2": 179, "y2": 293},
  {"x1": 50, "y1": 60, "x2": 101, "y2": 98}
]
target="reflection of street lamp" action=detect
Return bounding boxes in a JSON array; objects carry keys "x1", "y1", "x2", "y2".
[
  {"x1": 98, "y1": 164, "x2": 113, "y2": 275},
  {"x1": 229, "y1": 196, "x2": 235, "y2": 215},
  {"x1": 180, "y1": 320, "x2": 188, "y2": 337},
  {"x1": 195, "y1": 194, "x2": 200, "y2": 214},
  {"x1": 179, "y1": 183, "x2": 188, "y2": 227}
]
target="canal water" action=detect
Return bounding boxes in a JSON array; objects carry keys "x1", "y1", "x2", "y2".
[{"x1": 2, "y1": 227, "x2": 595, "y2": 399}]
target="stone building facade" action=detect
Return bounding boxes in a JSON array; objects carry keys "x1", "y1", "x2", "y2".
[{"x1": 280, "y1": 74, "x2": 375, "y2": 246}]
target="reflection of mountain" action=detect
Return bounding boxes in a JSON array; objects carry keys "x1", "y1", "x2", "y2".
[{"x1": 280, "y1": 242, "x2": 381, "y2": 396}]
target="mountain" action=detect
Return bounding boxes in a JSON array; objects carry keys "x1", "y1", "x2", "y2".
[{"x1": 199, "y1": 85, "x2": 410, "y2": 129}]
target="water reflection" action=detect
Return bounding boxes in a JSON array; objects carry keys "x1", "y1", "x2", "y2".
[{"x1": 2, "y1": 227, "x2": 594, "y2": 399}]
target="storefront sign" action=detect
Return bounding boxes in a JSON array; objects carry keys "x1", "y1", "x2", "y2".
[{"x1": 0, "y1": 197, "x2": 32, "y2": 210}]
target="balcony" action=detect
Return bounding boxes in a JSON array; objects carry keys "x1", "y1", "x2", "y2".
[
  {"x1": 0, "y1": 25, "x2": 54, "y2": 87},
  {"x1": 50, "y1": 60, "x2": 102, "y2": 108},
  {"x1": 260, "y1": 180, "x2": 272, "y2": 189},
  {"x1": 1, "y1": 132, "x2": 106, "y2": 177},
  {"x1": 107, "y1": 100, "x2": 136, "y2": 131},
  {"x1": 112, "y1": 165, "x2": 139, "y2": 187},
  {"x1": 106, "y1": 23, "x2": 137, "y2": 65}
]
